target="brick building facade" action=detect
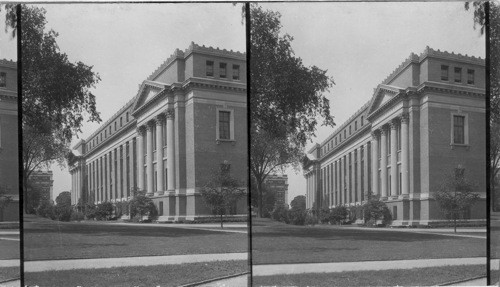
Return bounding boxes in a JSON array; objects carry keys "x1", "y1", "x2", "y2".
[
  {"x1": 69, "y1": 43, "x2": 247, "y2": 221},
  {"x1": 0, "y1": 59, "x2": 18, "y2": 222},
  {"x1": 264, "y1": 174, "x2": 289, "y2": 208},
  {"x1": 28, "y1": 171, "x2": 54, "y2": 202},
  {"x1": 304, "y1": 47, "x2": 486, "y2": 226}
]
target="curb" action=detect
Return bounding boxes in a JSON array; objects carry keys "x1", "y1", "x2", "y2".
[
  {"x1": 0, "y1": 278, "x2": 20, "y2": 284},
  {"x1": 179, "y1": 272, "x2": 249, "y2": 287},
  {"x1": 438, "y1": 275, "x2": 486, "y2": 286}
]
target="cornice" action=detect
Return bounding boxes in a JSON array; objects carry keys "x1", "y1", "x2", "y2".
[
  {"x1": 416, "y1": 81, "x2": 485, "y2": 98},
  {"x1": 319, "y1": 123, "x2": 371, "y2": 162},
  {"x1": 84, "y1": 119, "x2": 137, "y2": 158},
  {"x1": 367, "y1": 91, "x2": 406, "y2": 121}
]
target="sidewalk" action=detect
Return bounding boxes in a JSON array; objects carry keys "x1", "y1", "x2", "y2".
[
  {"x1": 332, "y1": 225, "x2": 486, "y2": 239},
  {"x1": 252, "y1": 257, "x2": 486, "y2": 276},
  {"x1": 24, "y1": 252, "x2": 248, "y2": 272}
]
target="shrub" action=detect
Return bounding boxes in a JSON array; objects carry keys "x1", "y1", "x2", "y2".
[
  {"x1": 305, "y1": 213, "x2": 319, "y2": 226},
  {"x1": 70, "y1": 211, "x2": 85, "y2": 222},
  {"x1": 55, "y1": 205, "x2": 73, "y2": 222},
  {"x1": 319, "y1": 208, "x2": 330, "y2": 224},
  {"x1": 95, "y1": 202, "x2": 114, "y2": 220},
  {"x1": 36, "y1": 200, "x2": 56, "y2": 220},
  {"x1": 130, "y1": 191, "x2": 158, "y2": 221},
  {"x1": 270, "y1": 204, "x2": 289, "y2": 223},
  {"x1": 288, "y1": 209, "x2": 307, "y2": 225},
  {"x1": 329, "y1": 206, "x2": 348, "y2": 225},
  {"x1": 363, "y1": 193, "x2": 392, "y2": 226}
]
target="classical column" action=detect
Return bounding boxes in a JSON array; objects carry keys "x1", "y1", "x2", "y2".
[
  {"x1": 380, "y1": 127, "x2": 388, "y2": 198},
  {"x1": 166, "y1": 109, "x2": 176, "y2": 192},
  {"x1": 110, "y1": 151, "x2": 115, "y2": 201},
  {"x1": 136, "y1": 126, "x2": 146, "y2": 192},
  {"x1": 371, "y1": 131, "x2": 379, "y2": 196},
  {"x1": 340, "y1": 157, "x2": 344, "y2": 205},
  {"x1": 117, "y1": 146, "x2": 123, "y2": 200},
  {"x1": 363, "y1": 142, "x2": 369, "y2": 201},
  {"x1": 390, "y1": 120, "x2": 398, "y2": 198},
  {"x1": 357, "y1": 147, "x2": 362, "y2": 203},
  {"x1": 146, "y1": 122, "x2": 154, "y2": 195},
  {"x1": 401, "y1": 114, "x2": 410, "y2": 196},
  {"x1": 129, "y1": 139, "x2": 135, "y2": 198},
  {"x1": 156, "y1": 114, "x2": 165, "y2": 195}
]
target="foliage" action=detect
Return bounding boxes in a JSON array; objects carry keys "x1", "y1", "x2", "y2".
[
  {"x1": 54, "y1": 205, "x2": 73, "y2": 222},
  {"x1": 129, "y1": 189, "x2": 157, "y2": 222},
  {"x1": 249, "y1": 4, "x2": 335, "y2": 217},
  {"x1": 304, "y1": 213, "x2": 319, "y2": 226},
  {"x1": 290, "y1": 195, "x2": 306, "y2": 211},
  {"x1": 35, "y1": 200, "x2": 56, "y2": 220},
  {"x1": 270, "y1": 204, "x2": 289, "y2": 223},
  {"x1": 0, "y1": 186, "x2": 12, "y2": 220},
  {"x1": 70, "y1": 211, "x2": 85, "y2": 222},
  {"x1": 318, "y1": 208, "x2": 330, "y2": 224},
  {"x1": 83, "y1": 202, "x2": 97, "y2": 220},
  {"x1": 288, "y1": 209, "x2": 308, "y2": 225},
  {"x1": 201, "y1": 163, "x2": 246, "y2": 228},
  {"x1": 55, "y1": 191, "x2": 71, "y2": 207},
  {"x1": 434, "y1": 167, "x2": 480, "y2": 232},
  {"x1": 492, "y1": 121, "x2": 500, "y2": 211},
  {"x1": 250, "y1": 178, "x2": 277, "y2": 218},
  {"x1": 328, "y1": 206, "x2": 349, "y2": 225},
  {"x1": 362, "y1": 193, "x2": 391, "y2": 226},
  {"x1": 115, "y1": 201, "x2": 130, "y2": 217},
  {"x1": 94, "y1": 202, "x2": 113, "y2": 221}
]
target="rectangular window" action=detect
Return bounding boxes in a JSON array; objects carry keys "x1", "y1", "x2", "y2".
[
  {"x1": 220, "y1": 63, "x2": 227, "y2": 78},
  {"x1": 441, "y1": 65, "x2": 449, "y2": 81},
  {"x1": 206, "y1": 60, "x2": 214, "y2": 77},
  {"x1": 361, "y1": 116, "x2": 364, "y2": 126},
  {"x1": 453, "y1": 115, "x2": 465, "y2": 144},
  {"x1": 355, "y1": 121, "x2": 357, "y2": 131},
  {"x1": 349, "y1": 126, "x2": 351, "y2": 135},
  {"x1": 219, "y1": 111, "x2": 231, "y2": 140},
  {"x1": 0, "y1": 72, "x2": 6, "y2": 87},
  {"x1": 467, "y1": 69, "x2": 475, "y2": 85},
  {"x1": 454, "y1": 67, "x2": 462, "y2": 83},
  {"x1": 152, "y1": 125, "x2": 157, "y2": 151},
  {"x1": 232, "y1": 64, "x2": 240, "y2": 80},
  {"x1": 159, "y1": 202, "x2": 164, "y2": 216}
]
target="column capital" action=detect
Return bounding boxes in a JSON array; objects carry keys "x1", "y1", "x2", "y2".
[
  {"x1": 389, "y1": 119, "x2": 398, "y2": 130},
  {"x1": 165, "y1": 108, "x2": 175, "y2": 120},
  {"x1": 370, "y1": 129, "x2": 379, "y2": 138},
  {"x1": 155, "y1": 114, "x2": 165, "y2": 125},
  {"x1": 380, "y1": 125, "x2": 389, "y2": 135},
  {"x1": 146, "y1": 120, "x2": 155, "y2": 131},
  {"x1": 136, "y1": 125, "x2": 147, "y2": 136},
  {"x1": 400, "y1": 113, "x2": 409, "y2": 124}
]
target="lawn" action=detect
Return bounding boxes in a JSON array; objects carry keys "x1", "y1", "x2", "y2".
[
  {"x1": 0, "y1": 237, "x2": 20, "y2": 259},
  {"x1": 491, "y1": 270, "x2": 500, "y2": 285},
  {"x1": 251, "y1": 219, "x2": 486, "y2": 264},
  {"x1": 252, "y1": 264, "x2": 485, "y2": 287},
  {"x1": 24, "y1": 260, "x2": 248, "y2": 287},
  {"x1": 0, "y1": 267, "x2": 20, "y2": 282},
  {"x1": 24, "y1": 218, "x2": 248, "y2": 261},
  {"x1": 491, "y1": 212, "x2": 500, "y2": 259}
]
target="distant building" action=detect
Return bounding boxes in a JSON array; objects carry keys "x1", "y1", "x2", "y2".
[
  {"x1": 69, "y1": 43, "x2": 247, "y2": 221},
  {"x1": 264, "y1": 174, "x2": 289, "y2": 208},
  {"x1": 29, "y1": 171, "x2": 54, "y2": 202},
  {"x1": 0, "y1": 59, "x2": 18, "y2": 222},
  {"x1": 304, "y1": 47, "x2": 486, "y2": 226}
]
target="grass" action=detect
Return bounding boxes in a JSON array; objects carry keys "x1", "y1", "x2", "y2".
[
  {"x1": 251, "y1": 218, "x2": 486, "y2": 264},
  {"x1": 491, "y1": 270, "x2": 500, "y2": 285},
  {"x1": 0, "y1": 237, "x2": 20, "y2": 259},
  {"x1": 491, "y1": 212, "x2": 500, "y2": 259},
  {"x1": 24, "y1": 260, "x2": 249, "y2": 287},
  {"x1": 253, "y1": 264, "x2": 485, "y2": 287},
  {"x1": 0, "y1": 267, "x2": 20, "y2": 281},
  {"x1": 24, "y1": 217, "x2": 247, "y2": 261}
]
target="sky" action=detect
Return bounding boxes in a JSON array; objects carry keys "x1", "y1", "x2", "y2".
[
  {"x1": 0, "y1": 9, "x2": 17, "y2": 63},
  {"x1": 36, "y1": 3, "x2": 246, "y2": 198},
  {"x1": 256, "y1": 2, "x2": 485, "y2": 205}
]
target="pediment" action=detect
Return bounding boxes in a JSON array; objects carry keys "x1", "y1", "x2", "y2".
[
  {"x1": 367, "y1": 84, "x2": 404, "y2": 115},
  {"x1": 132, "y1": 80, "x2": 170, "y2": 112}
]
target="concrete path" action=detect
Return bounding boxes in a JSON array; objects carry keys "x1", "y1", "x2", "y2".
[
  {"x1": 0, "y1": 238, "x2": 18, "y2": 242},
  {"x1": 0, "y1": 260, "x2": 19, "y2": 268},
  {"x1": 25, "y1": 252, "x2": 248, "y2": 272},
  {"x1": 195, "y1": 274, "x2": 248, "y2": 287},
  {"x1": 0, "y1": 231, "x2": 18, "y2": 236},
  {"x1": 252, "y1": 257, "x2": 486, "y2": 276},
  {"x1": 445, "y1": 277, "x2": 487, "y2": 286},
  {"x1": 332, "y1": 226, "x2": 486, "y2": 239},
  {"x1": 87, "y1": 222, "x2": 248, "y2": 234},
  {"x1": 0, "y1": 279, "x2": 19, "y2": 287}
]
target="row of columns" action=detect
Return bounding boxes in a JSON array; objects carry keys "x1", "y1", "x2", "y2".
[
  {"x1": 136, "y1": 108, "x2": 176, "y2": 196},
  {"x1": 71, "y1": 164, "x2": 82, "y2": 205},
  {"x1": 371, "y1": 113, "x2": 409, "y2": 198}
]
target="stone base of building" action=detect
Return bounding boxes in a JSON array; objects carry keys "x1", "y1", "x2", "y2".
[{"x1": 150, "y1": 192, "x2": 247, "y2": 222}]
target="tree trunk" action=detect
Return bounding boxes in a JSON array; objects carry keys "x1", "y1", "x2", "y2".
[
  {"x1": 257, "y1": 180, "x2": 263, "y2": 218},
  {"x1": 454, "y1": 217, "x2": 457, "y2": 233},
  {"x1": 220, "y1": 214, "x2": 223, "y2": 229}
]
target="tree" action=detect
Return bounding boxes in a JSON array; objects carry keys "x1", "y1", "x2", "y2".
[
  {"x1": 290, "y1": 195, "x2": 306, "y2": 211},
  {"x1": 129, "y1": 189, "x2": 157, "y2": 222},
  {"x1": 434, "y1": 167, "x2": 480, "y2": 233},
  {"x1": 0, "y1": 186, "x2": 12, "y2": 222},
  {"x1": 5, "y1": 5, "x2": 101, "y2": 211},
  {"x1": 492, "y1": 121, "x2": 500, "y2": 210},
  {"x1": 250, "y1": 4, "x2": 335, "y2": 217},
  {"x1": 55, "y1": 191, "x2": 71, "y2": 207},
  {"x1": 363, "y1": 192, "x2": 391, "y2": 226},
  {"x1": 201, "y1": 163, "x2": 246, "y2": 228},
  {"x1": 95, "y1": 202, "x2": 113, "y2": 221}
]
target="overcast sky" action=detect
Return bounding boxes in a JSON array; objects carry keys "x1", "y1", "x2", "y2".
[
  {"x1": 0, "y1": 9, "x2": 17, "y2": 64},
  {"x1": 36, "y1": 3, "x2": 246, "y2": 198},
  {"x1": 256, "y1": 2, "x2": 485, "y2": 204}
]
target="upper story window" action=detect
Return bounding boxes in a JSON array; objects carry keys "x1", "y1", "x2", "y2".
[
  {"x1": 114, "y1": 122, "x2": 117, "y2": 131},
  {"x1": 233, "y1": 65, "x2": 240, "y2": 80},
  {"x1": 454, "y1": 67, "x2": 462, "y2": 83},
  {"x1": 361, "y1": 116, "x2": 364, "y2": 126},
  {"x1": 218, "y1": 110, "x2": 231, "y2": 140},
  {"x1": 120, "y1": 117, "x2": 123, "y2": 127},
  {"x1": 441, "y1": 65, "x2": 449, "y2": 81},
  {"x1": 355, "y1": 121, "x2": 357, "y2": 131},
  {"x1": 467, "y1": 69, "x2": 475, "y2": 85},
  {"x1": 206, "y1": 60, "x2": 214, "y2": 77},
  {"x1": 453, "y1": 114, "x2": 465, "y2": 144},
  {"x1": 344, "y1": 130, "x2": 346, "y2": 138},
  {"x1": 126, "y1": 112, "x2": 129, "y2": 122},
  {"x1": 349, "y1": 126, "x2": 352, "y2": 135},
  {"x1": 0, "y1": 72, "x2": 6, "y2": 87},
  {"x1": 220, "y1": 63, "x2": 227, "y2": 78}
]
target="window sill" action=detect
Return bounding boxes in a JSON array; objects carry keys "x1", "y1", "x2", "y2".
[
  {"x1": 216, "y1": 139, "x2": 236, "y2": 145},
  {"x1": 450, "y1": 143, "x2": 470, "y2": 150}
]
